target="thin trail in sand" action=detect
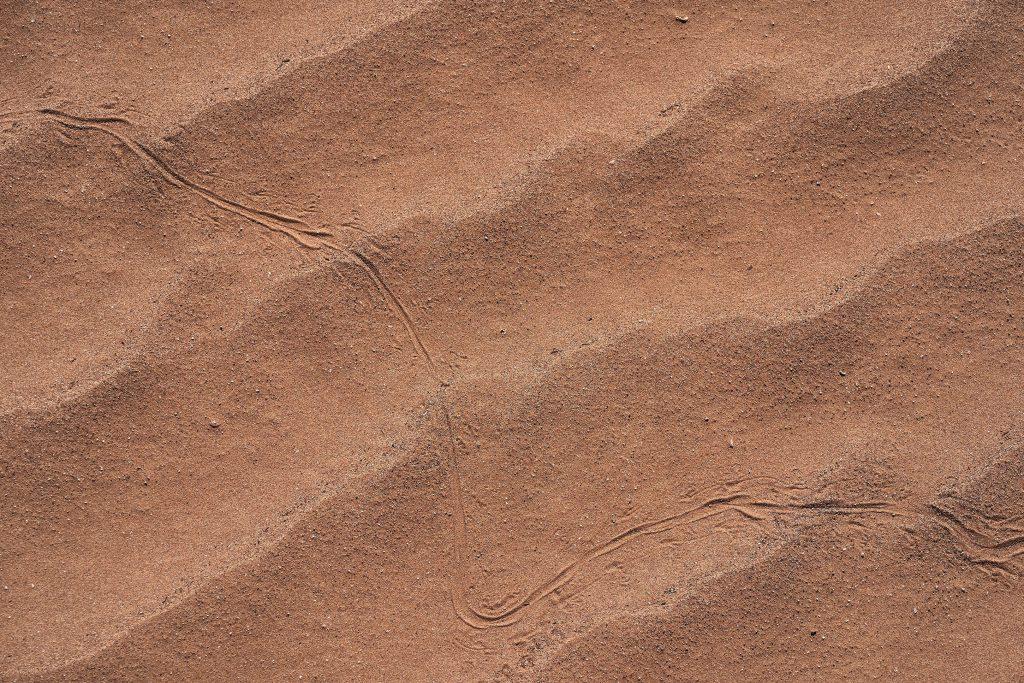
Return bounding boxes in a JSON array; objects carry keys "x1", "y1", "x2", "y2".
[
  {"x1": 6, "y1": 106, "x2": 1020, "y2": 634},
  {"x1": 1, "y1": 108, "x2": 380, "y2": 250}
]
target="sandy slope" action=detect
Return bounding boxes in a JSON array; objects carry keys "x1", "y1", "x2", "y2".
[{"x1": 2, "y1": 0, "x2": 1023, "y2": 680}]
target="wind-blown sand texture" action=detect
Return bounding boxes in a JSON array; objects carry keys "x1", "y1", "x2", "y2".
[{"x1": 2, "y1": 0, "x2": 1024, "y2": 680}]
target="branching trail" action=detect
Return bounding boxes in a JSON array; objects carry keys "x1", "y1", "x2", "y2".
[
  {"x1": 6, "y1": 105, "x2": 1021, "y2": 635},
  {"x1": 927, "y1": 501, "x2": 1024, "y2": 572}
]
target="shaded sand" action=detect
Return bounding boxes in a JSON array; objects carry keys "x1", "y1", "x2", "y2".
[{"x1": 2, "y1": 0, "x2": 1023, "y2": 680}]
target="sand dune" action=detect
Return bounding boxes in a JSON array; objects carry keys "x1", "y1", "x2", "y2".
[{"x1": 2, "y1": 0, "x2": 1023, "y2": 680}]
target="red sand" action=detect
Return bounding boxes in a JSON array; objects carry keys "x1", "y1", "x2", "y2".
[{"x1": 3, "y1": 1, "x2": 1024, "y2": 680}]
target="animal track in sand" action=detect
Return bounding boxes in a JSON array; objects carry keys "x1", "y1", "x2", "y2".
[
  {"x1": 0, "y1": 107, "x2": 374, "y2": 251},
  {"x1": 6, "y1": 104, "x2": 1021, "y2": 635}
]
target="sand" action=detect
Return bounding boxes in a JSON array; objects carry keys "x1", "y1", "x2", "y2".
[{"x1": 2, "y1": 0, "x2": 1023, "y2": 680}]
